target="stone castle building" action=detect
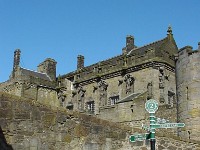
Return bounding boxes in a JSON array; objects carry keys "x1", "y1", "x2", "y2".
[{"x1": 0, "y1": 26, "x2": 200, "y2": 142}]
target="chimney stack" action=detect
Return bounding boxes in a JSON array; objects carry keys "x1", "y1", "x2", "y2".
[
  {"x1": 37, "y1": 58, "x2": 57, "y2": 81},
  {"x1": 126, "y1": 35, "x2": 134, "y2": 50},
  {"x1": 122, "y1": 35, "x2": 135, "y2": 54},
  {"x1": 77, "y1": 55, "x2": 84, "y2": 70},
  {"x1": 12, "y1": 49, "x2": 21, "y2": 77}
]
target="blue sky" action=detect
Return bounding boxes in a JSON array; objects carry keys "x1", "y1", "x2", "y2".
[{"x1": 0, "y1": 0, "x2": 199, "y2": 82}]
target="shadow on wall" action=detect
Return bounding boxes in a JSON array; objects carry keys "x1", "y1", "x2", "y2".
[{"x1": 0, "y1": 126, "x2": 13, "y2": 150}]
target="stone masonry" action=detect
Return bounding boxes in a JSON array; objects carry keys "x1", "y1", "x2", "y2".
[
  {"x1": 176, "y1": 46, "x2": 200, "y2": 141},
  {"x1": 0, "y1": 92, "x2": 200, "y2": 150}
]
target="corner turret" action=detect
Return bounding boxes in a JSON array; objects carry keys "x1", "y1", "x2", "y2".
[{"x1": 176, "y1": 45, "x2": 200, "y2": 141}]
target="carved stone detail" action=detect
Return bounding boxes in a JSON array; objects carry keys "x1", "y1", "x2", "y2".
[
  {"x1": 147, "y1": 82, "x2": 153, "y2": 100},
  {"x1": 118, "y1": 79, "x2": 123, "y2": 85},
  {"x1": 77, "y1": 62, "x2": 175, "y2": 87},
  {"x1": 24, "y1": 82, "x2": 37, "y2": 90},
  {"x1": 98, "y1": 80, "x2": 108, "y2": 106},
  {"x1": 168, "y1": 91, "x2": 175, "y2": 108},
  {"x1": 93, "y1": 85, "x2": 98, "y2": 93},
  {"x1": 124, "y1": 74, "x2": 134, "y2": 95},
  {"x1": 57, "y1": 88, "x2": 67, "y2": 107},
  {"x1": 77, "y1": 86, "x2": 86, "y2": 111},
  {"x1": 159, "y1": 67, "x2": 165, "y2": 103}
]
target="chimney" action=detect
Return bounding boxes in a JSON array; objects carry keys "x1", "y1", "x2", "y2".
[
  {"x1": 198, "y1": 42, "x2": 200, "y2": 50},
  {"x1": 126, "y1": 35, "x2": 134, "y2": 51},
  {"x1": 77, "y1": 55, "x2": 84, "y2": 70},
  {"x1": 12, "y1": 49, "x2": 21, "y2": 77},
  {"x1": 37, "y1": 58, "x2": 57, "y2": 81}
]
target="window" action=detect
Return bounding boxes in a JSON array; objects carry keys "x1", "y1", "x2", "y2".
[
  {"x1": 109, "y1": 95, "x2": 119, "y2": 106},
  {"x1": 87, "y1": 101, "x2": 95, "y2": 114}
]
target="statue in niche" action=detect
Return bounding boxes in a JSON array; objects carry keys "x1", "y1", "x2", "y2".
[
  {"x1": 77, "y1": 86, "x2": 86, "y2": 111},
  {"x1": 159, "y1": 67, "x2": 165, "y2": 89},
  {"x1": 98, "y1": 80, "x2": 108, "y2": 106},
  {"x1": 78, "y1": 96, "x2": 84, "y2": 111},
  {"x1": 159, "y1": 74, "x2": 165, "y2": 88},
  {"x1": 57, "y1": 88, "x2": 67, "y2": 107},
  {"x1": 160, "y1": 94, "x2": 165, "y2": 103},
  {"x1": 147, "y1": 82, "x2": 153, "y2": 100},
  {"x1": 124, "y1": 74, "x2": 134, "y2": 95},
  {"x1": 159, "y1": 67, "x2": 165, "y2": 103},
  {"x1": 168, "y1": 89, "x2": 175, "y2": 108}
]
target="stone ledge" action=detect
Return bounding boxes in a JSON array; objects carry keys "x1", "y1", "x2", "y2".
[{"x1": 99, "y1": 105, "x2": 116, "y2": 109}]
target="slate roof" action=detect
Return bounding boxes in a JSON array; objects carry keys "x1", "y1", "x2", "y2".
[
  {"x1": 62, "y1": 31, "x2": 177, "y2": 79},
  {"x1": 117, "y1": 92, "x2": 147, "y2": 104},
  {"x1": 127, "y1": 37, "x2": 167, "y2": 56},
  {"x1": 21, "y1": 68, "x2": 51, "y2": 81},
  {"x1": 117, "y1": 93, "x2": 141, "y2": 104}
]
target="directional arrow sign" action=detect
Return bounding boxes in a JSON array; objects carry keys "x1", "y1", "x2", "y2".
[
  {"x1": 130, "y1": 135, "x2": 136, "y2": 142},
  {"x1": 155, "y1": 118, "x2": 169, "y2": 124},
  {"x1": 153, "y1": 123, "x2": 185, "y2": 129},
  {"x1": 129, "y1": 133, "x2": 150, "y2": 142},
  {"x1": 142, "y1": 124, "x2": 150, "y2": 131}
]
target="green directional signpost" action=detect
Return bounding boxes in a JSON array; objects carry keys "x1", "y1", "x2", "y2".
[
  {"x1": 145, "y1": 99, "x2": 158, "y2": 150},
  {"x1": 129, "y1": 99, "x2": 185, "y2": 150}
]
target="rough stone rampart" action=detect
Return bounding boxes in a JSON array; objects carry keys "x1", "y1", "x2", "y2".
[{"x1": 0, "y1": 92, "x2": 200, "y2": 150}]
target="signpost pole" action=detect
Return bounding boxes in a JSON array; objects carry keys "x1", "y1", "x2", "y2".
[
  {"x1": 129, "y1": 99, "x2": 185, "y2": 150},
  {"x1": 145, "y1": 99, "x2": 158, "y2": 150},
  {"x1": 150, "y1": 113, "x2": 156, "y2": 150}
]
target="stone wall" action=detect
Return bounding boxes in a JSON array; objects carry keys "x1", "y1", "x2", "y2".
[
  {"x1": 37, "y1": 87, "x2": 59, "y2": 107},
  {"x1": 63, "y1": 65, "x2": 176, "y2": 117},
  {"x1": 0, "y1": 76, "x2": 60, "y2": 108},
  {"x1": 98, "y1": 93, "x2": 147, "y2": 127},
  {"x1": 0, "y1": 92, "x2": 131, "y2": 150},
  {"x1": 0, "y1": 92, "x2": 200, "y2": 150}
]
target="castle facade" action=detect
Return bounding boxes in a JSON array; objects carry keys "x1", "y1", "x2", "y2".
[{"x1": 0, "y1": 26, "x2": 199, "y2": 141}]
